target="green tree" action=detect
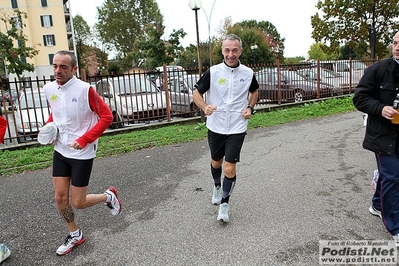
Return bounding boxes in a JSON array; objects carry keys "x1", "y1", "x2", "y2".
[
  {"x1": 339, "y1": 43, "x2": 358, "y2": 60},
  {"x1": 217, "y1": 23, "x2": 275, "y2": 65},
  {"x1": 237, "y1": 20, "x2": 285, "y2": 62},
  {"x1": 284, "y1": 56, "x2": 306, "y2": 64},
  {"x1": 0, "y1": 9, "x2": 39, "y2": 81},
  {"x1": 137, "y1": 26, "x2": 186, "y2": 70},
  {"x1": 176, "y1": 44, "x2": 200, "y2": 70},
  {"x1": 308, "y1": 43, "x2": 330, "y2": 60},
  {"x1": 311, "y1": 0, "x2": 399, "y2": 59},
  {"x1": 72, "y1": 15, "x2": 92, "y2": 71},
  {"x1": 95, "y1": 0, "x2": 164, "y2": 69}
]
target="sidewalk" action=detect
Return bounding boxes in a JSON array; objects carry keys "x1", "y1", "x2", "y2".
[{"x1": 0, "y1": 111, "x2": 385, "y2": 265}]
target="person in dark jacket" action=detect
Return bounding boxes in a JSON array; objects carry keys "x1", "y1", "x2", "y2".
[{"x1": 353, "y1": 31, "x2": 399, "y2": 246}]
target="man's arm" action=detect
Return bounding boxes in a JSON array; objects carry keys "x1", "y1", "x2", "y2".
[{"x1": 75, "y1": 87, "x2": 113, "y2": 148}]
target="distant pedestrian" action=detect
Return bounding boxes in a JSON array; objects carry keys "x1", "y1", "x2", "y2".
[
  {"x1": 43, "y1": 50, "x2": 122, "y2": 256},
  {"x1": 193, "y1": 34, "x2": 259, "y2": 222},
  {"x1": 353, "y1": 30, "x2": 399, "y2": 245}
]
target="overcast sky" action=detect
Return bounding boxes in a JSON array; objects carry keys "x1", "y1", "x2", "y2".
[{"x1": 69, "y1": 0, "x2": 319, "y2": 58}]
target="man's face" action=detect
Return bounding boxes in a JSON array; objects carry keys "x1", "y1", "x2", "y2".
[
  {"x1": 222, "y1": 39, "x2": 242, "y2": 67},
  {"x1": 53, "y1": 54, "x2": 77, "y2": 85},
  {"x1": 392, "y1": 33, "x2": 399, "y2": 60}
]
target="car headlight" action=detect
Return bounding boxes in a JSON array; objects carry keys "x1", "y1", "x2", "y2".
[{"x1": 22, "y1": 122, "x2": 44, "y2": 129}]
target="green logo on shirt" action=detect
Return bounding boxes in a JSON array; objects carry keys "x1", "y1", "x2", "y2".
[{"x1": 218, "y1": 78, "x2": 227, "y2": 85}]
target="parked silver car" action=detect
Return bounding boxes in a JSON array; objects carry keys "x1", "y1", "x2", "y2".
[
  {"x1": 320, "y1": 60, "x2": 366, "y2": 83},
  {"x1": 162, "y1": 77, "x2": 200, "y2": 117},
  {"x1": 96, "y1": 76, "x2": 169, "y2": 124}
]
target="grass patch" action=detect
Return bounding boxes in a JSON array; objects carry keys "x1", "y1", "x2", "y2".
[{"x1": 0, "y1": 96, "x2": 356, "y2": 176}]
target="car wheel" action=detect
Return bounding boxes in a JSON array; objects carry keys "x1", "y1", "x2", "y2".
[
  {"x1": 190, "y1": 103, "x2": 201, "y2": 117},
  {"x1": 294, "y1": 90, "x2": 304, "y2": 103},
  {"x1": 110, "y1": 111, "x2": 124, "y2": 129}
]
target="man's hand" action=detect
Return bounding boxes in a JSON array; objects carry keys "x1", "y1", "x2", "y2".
[
  {"x1": 204, "y1": 104, "x2": 217, "y2": 116},
  {"x1": 242, "y1": 108, "x2": 252, "y2": 120},
  {"x1": 70, "y1": 141, "x2": 82, "y2": 150},
  {"x1": 382, "y1": 106, "x2": 399, "y2": 121}
]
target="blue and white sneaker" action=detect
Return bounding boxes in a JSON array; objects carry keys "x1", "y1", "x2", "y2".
[
  {"x1": 212, "y1": 186, "x2": 222, "y2": 205},
  {"x1": 217, "y1": 203, "x2": 230, "y2": 222},
  {"x1": 0, "y1": 244, "x2": 11, "y2": 263}
]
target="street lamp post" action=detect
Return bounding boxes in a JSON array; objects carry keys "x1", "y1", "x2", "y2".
[
  {"x1": 202, "y1": 0, "x2": 217, "y2": 67},
  {"x1": 250, "y1": 45, "x2": 258, "y2": 65},
  {"x1": 189, "y1": 0, "x2": 203, "y2": 76},
  {"x1": 366, "y1": 15, "x2": 384, "y2": 60},
  {"x1": 189, "y1": 0, "x2": 204, "y2": 122}
]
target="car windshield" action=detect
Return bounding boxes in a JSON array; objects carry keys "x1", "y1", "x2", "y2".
[
  {"x1": 352, "y1": 61, "x2": 367, "y2": 70},
  {"x1": 320, "y1": 68, "x2": 340, "y2": 78},
  {"x1": 281, "y1": 71, "x2": 305, "y2": 82},
  {"x1": 20, "y1": 93, "x2": 48, "y2": 109},
  {"x1": 112, "y1": 77, "x2": 158, "y2": 96},
  {"x1": 255, "y1": 71, "x2": 281, "y2": 84}
]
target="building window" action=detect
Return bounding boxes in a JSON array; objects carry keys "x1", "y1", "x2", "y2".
[
  {"x1": 48, "y1": 54, "x2": 54, "y2": 65},
  {"x1": 40, "y1": 15, "x2": 53, "y2": 27},
  {"x1": 41, "y1": 0, "x2": 47, "y2": 7},
  {"x1": 43, "y1": 34, "x2": 55, "y2": 46},
  {"x1": 12, "y1": 16, "x2": 21, "y2": 29},
  {"x1": 11, "y1": 0, "x2": 18, "y2": 8}
]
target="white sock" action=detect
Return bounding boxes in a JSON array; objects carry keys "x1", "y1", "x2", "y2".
[
  {"x1": 70, "y1": 229, "x2": 80, "y2": 238},
  {"x1": 106, "y1": 192, "x2": 112, "y2": 203}
]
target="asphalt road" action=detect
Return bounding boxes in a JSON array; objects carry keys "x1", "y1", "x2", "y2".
[{"x1": 0, "y1": 111, "x2": 388, "y2": 265}]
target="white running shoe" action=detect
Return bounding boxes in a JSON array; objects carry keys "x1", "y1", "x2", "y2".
[
  {"x1": 369, "y1": 205, "x2": 382, "y2": 219},
  {"x1": 105, "y1": 186, "x2": 122, "y2": 215},
  {"x1": 0, "y1": 244, "x2": 10, "y2": 263},
  {"x1": 212, "y1": 186, "x2": 222, "y2": 205},
  {"x1": 217, "y1": 203, "x2": 229, "y2": 222},
  {"x1": 393, "y1": 234, "x2": 399, "y2": 247},
  {"x1": 56, "y1": 230, "x2": 86, "y2": 256}
]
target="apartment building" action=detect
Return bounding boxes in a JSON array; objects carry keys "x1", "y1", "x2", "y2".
[{"x1": 0, "y1": 0, "x2": 76, "y2": 80}]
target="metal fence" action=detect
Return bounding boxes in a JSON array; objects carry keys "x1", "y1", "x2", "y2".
[{"x1": 0, "y1": 58, "x2": 377, "y2": 146}]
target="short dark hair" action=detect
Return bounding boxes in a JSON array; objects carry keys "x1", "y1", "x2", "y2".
[{"x1": 55, "y1": 50, "x2": 78, "y2": 67}]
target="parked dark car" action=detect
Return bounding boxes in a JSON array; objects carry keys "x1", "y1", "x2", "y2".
[
  {"x1": 6, "y1": 90, "x2": 19, "y2": 104},
  {"x1": 255, "y1": 69, "x2": 332, "y2": 103},
  {"x1": 280, "y1": 70, "x2": 333, "y2": 100},
  {"x1": 297, "y1": 68, "x2": 349, "y2": 95},
  {"x1": 0, "y1": 91, "x2": 8, "y2": 107}
]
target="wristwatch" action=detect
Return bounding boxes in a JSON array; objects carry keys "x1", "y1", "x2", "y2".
[{"x1": 247, "y1": 105, "x2": 254, "y2": 114}]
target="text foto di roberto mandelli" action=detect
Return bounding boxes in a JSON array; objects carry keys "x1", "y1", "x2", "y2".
[{"x1": 319, "y1": 240, "x2": 397, "y2": 265}]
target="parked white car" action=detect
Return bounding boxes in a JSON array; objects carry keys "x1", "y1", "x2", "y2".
[
  {"x1": 320, "y1": 60, "x2": 366, "y2": 83},
  {"x1": 96, "y1": 76, "x2": 169, "y2": 123},
  {"x1": 14, "y1": 90, "x2": 50, "y2": 143}
]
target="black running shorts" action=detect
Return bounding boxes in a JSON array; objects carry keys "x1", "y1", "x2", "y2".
[
  {"x1": 52, "y1": 150, "x2": 94, "y2": 187},
  {"x1": 207, "y1": 130, "x2": 247, "y2": 163}
]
